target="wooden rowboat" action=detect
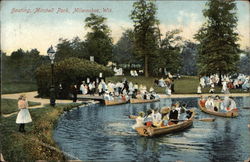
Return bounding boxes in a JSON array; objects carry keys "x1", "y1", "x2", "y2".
[
  {"x1": 104, "y1": 100, "x2": 127, "y2": 106},
  {"x1": 135, "y1": 110, "x2": 196, "y2": 137},
  {"x1": 130, "y1": 98, "x2": 160, "y2": 104},
  {"x1": 198, "y1": 100, "x2": 238, "y2": 118}
]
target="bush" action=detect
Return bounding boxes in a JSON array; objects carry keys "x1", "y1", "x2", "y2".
[{"x1": 36, "y1": 57, "x2": 114, "y2": 98}]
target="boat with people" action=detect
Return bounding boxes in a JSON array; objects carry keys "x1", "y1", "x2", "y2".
[
  {"x1": 134, "y1": 109, "x2": 196, "y2": 137},
  {"x1": 198, "y1": 97, "x2": 238, "y2": 118},
  {"x1": 130, "y1": 98, "x2": 160, "y2": 104}
]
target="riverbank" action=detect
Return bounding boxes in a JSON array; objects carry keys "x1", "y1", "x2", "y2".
[
  {"x1": 159, "y1": 93, "x2": 250, "y2": 98},
  {"x1": 0, "y1": 102, "x2": 88, "y2": 161}
]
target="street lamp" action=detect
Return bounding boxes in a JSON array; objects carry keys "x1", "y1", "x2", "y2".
[{"x1": 47, "y1": 45, "x2": 56, "y2": 107}]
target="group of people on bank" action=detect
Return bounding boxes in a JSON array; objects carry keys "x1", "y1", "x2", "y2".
[
  {"x1": 101, "y1": 79, "x2": 160, "y2": 101},
  {"x1": 132, "y1": 102, "x2": 193, "y2": 129},
  {"x1": 155, "y1": 76, "x2": 175, "y2": 96},
  {"x1": 200, "y1": 95, "x2": 237, "y2": 112},
  {"x1": 197, "y1": 74, "x2": 250, "y2": 94}
]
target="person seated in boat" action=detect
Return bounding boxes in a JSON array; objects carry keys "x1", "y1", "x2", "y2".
[
  {"x1": 135, "y1": 92, "x2": 143, "y2": 99},
  {"x1": 226, "y1": 97, "x2": 238, "y2": 111},
  {"x1": 200, "y1": 96, "x2": 206, "y2": 107},
  {"x1": 168, "y1": 104, "x2": 179, "y2": 125},
  {"x1": 186, "y1": 110, "x2": 193, "y2": 119},
  {"x1": 205, "y1": 96, "x2": 214, "y2": 110},
  {"x1": 103, "y1": 91, "x2": 111, "y2": 100},
  {"x1": 152, "y1": 108, "x2": 162, "y2": 127},
  {"x1": 144, "y1": 109, "x2": 153, "y2": 127},
  {"x1": 213, "y1": 95, "x2": 222, "y2": 111},
  {"x1": 109, "y1": 92, "x2": 114, "y2": 101},
  {"x1": 151, "y1": 91, "x2": 160, "y2": 100},
  {"x1": 132, "y1": 112, "x2": 145, "y2": 129},
  {"x1": 143, "y1": 92, "x2": 150, "y2": 100}
]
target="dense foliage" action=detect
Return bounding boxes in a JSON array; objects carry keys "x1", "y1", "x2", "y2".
[
  {"x1": 36, "y1": 57, "x2": 114, "y2": 97},
  {"x1": 1, "y1": 49, "x2": 47, "y2": 82},
  {"x1": 84, "y1": 13, "x2": 113, "y2": 65},
  {"x1": 195, "y1": 0, "x2": 240, "y2": 83},
  {"x1": 180, "y1": 41, "x2": 198, "y2": 76},
  {"x1": 130, "y1": 0, "x2": 160, "y2": 77}
]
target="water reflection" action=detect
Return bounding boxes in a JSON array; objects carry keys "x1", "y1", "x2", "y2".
[{"x1": 54, "y1": 97, "x2": 250, "y2": 161}]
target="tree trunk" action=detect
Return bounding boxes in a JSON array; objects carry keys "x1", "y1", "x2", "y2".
[
  {"x1": 218, "y1": 70, "x2": 222, "y2": 86},
  {"x1": 144, "y1": 55, "x2": 149, "y2": 77}
]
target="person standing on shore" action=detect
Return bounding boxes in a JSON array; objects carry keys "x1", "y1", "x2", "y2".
[{"x1": 16, "y1": 94, "x2": 32, "y2": 132}]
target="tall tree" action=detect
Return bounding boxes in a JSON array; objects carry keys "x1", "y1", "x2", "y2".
[
  {"x1": 84, "y1": 13, "x2": 113, "y2": 65},
  {"x1": 239, "y1": 47, "x2": 250, "y2": 75},
  {"x1": 180, "y1": 41, "x2": 198, "y2": 76},
  {"x1": 113, "y1": 29, "x2": 139, "y2": 65},
  {"x1": 130, "y1": 0, "x2": 160, "y2": 77},
  {"x1": 194, "y1": 0, "x2": 240, "y2": 85},
  {"x1": 158, "y1": 29, "x2": 182, "y2": 75}
]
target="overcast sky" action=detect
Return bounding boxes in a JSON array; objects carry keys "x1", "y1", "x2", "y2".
[{"x1": 1, "y1": 0, "x2": 249, "y2": 55}]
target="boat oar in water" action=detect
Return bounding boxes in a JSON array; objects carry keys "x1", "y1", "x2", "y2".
[
  {"x1": 243, "y1": 107, "x2": 250, "y2": 109},
  {"x1": 195, "y1": 118, "x2": 215, "y2": 122}
]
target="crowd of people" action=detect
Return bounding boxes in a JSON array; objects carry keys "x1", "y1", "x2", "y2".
[
  {"x1": 154, "y1": 73, "x2": 176, "y2": 96},
  {"x1": 200, "y1": 95, "x2": 237, "y2": 112},
  {"x1": 77, "y1": 78, "x2": 160, "y2": 102},
  {"x1": 132, "y1": 102, "x2": 193, "y2": 129},
  {"x1": 198, "y1": 74, "x2": 250, "y2": 94}
]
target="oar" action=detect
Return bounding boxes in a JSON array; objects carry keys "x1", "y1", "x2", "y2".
[
  {"x1": 196, "y1": 118, "x2": 215, "y2": 122},
  {"x1": 243, "y1": 107, "x2": 250, "y2": 109}
]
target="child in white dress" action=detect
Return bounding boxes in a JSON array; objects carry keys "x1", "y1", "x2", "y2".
[{"x1": 16, "y1": 95, "x2": 32, "y2": 132}]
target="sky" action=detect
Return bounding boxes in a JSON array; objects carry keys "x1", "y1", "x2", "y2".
[{"x1": 1, "y1": 0, "x2": 249, "y2": 55}]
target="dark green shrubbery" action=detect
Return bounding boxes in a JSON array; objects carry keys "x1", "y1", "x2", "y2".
[{"x1": 36, "y1": 57, "x2": 114, "y2": 98}]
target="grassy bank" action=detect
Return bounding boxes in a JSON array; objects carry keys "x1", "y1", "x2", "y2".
[
  {"x1": 2, "y1": 82, "x2": 37, "y2": 94},
  {"x1": 1, "y1": 99, "x2": 41, "y2": 114},
  {"x1": 107, "y1": 75, "x2": 247, "y2": 94},
  {"x1": 1, "y1": 102, "x2": 82, "y2": 161}
]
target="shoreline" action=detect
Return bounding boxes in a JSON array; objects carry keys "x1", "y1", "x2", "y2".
[{"x1": 159, "y1": 93, "x2": 250, "y2": 98}]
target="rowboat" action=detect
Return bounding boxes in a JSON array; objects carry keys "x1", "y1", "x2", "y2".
[
  {"x1": 198, "y1": 100, "x2": 238, "y2": 118},
  {"x1": 130, "y1": 98, "x2": 160, "y2": 104},
  {"x1": 135, "y1": 109, "x2": 196, "y2": 137},
  {"x1": 104, "y1": 100, "x2": 127, "y2": 106}
]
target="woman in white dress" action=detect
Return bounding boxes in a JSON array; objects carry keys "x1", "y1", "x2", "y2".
[{"x1": 16, "y1": 95, "x2": 32, "y2": 132}]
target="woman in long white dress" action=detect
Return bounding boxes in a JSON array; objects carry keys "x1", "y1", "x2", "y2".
[{"x1": 16, "y1": 95, "x2": 32, "y2": 132}]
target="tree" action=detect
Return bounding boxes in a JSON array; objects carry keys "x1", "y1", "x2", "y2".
[
  {"x1": 84, "y1": 13, "x2": 113, "y2": 65},
  {"x1": 194, "y1": 0, "x2": 240, "y2": 85},
  {"x1": 113, "y1": 29, "x2": 139, "y2": 65},
  {"x1": 157, "y1": 29, "x2": 182, "y2": 75},
  {"x1": 239, "y1": 47, "x2": 250, "y2": 75},
  {"x1": 36, "y1": 57, "x2": 114, "y2": 97},
  {"x1": 130, "y1": 0, "x2": 160, "y2": 77},
  {"x1": 180, "y1": 41, "x2": 198, "y2": 76}
]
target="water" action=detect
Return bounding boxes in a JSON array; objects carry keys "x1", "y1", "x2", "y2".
[{"x1": 54, "y1": 97, "x2": 250, "y2": 162}]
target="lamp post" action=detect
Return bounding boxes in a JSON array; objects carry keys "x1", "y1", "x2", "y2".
[{"x1": 47, "y1": 45, "x2": 56, "y2": 107}]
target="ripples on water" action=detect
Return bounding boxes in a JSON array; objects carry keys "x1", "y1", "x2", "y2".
[{"x1": 54, "y1": 97, "x2": 250, "y2": 162}]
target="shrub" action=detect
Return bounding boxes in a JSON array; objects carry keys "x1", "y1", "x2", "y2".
[{"x1": 36, "y1": 57, "x2": 114, "y2": 97}]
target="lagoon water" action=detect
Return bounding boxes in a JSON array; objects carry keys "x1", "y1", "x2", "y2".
[{"x1": 54, "y1": 97, "x2": 250, "y2": 162}]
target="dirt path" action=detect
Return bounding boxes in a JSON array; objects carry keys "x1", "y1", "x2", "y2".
[{"x1": 1, "y1": 91, "x2": 74, "y2": 106}]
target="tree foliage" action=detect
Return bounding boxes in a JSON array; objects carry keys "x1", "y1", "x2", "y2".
[
  {"x1": 180, "y1": 41, "x2": 198, "y2": 76},
  {"x1": 194, "y1": 0, "x2": 240, "y2": 82},
  {"x1": 84, "y1": 13, "x2": 113, "y2": 65},
  {"x1": 130, "y1": 0, "x2": 160, "y2": 77},
  {"x1": 239, "y1": 47, "x2": 250, "y2": 75},
  {"x1": 36, "y1": 57, "x2": 114, "y2": 97},
  {"x1": 2, "y1": 48, "x2": 46, "y2": 82},
  {"x1": 113, "y1": 29, "x2": 140, "y2": 65},
  {"x1": 157, "y1": 29, "x2": 182, "y2": 75}
]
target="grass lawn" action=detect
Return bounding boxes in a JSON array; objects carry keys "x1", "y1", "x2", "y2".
[
  {"x1": 2, "y1": 82, "x2": 38, "y2": 94},
  {"x1": 1, "y1": 102, "x2": 82, "y2": 162},
  {"x1": 1, "y1": 99, "x2": 41, "y2": 114},
  {"x1": 107, "y1": 75, "x2": 247, "y2": 94}
]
